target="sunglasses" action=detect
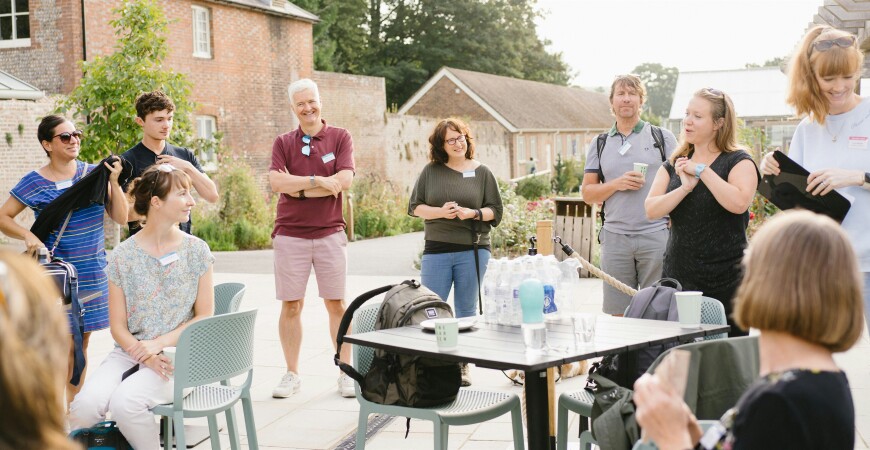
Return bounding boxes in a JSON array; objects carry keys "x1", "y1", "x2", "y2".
[
  {"x1": 148, "y1": 164, "x2": 179, "y2": 199},
  {"x1": 813, "y1": 35, "x2": 857, "y2": 52},
  {"x1": 52, "y1": 130, "x2": 84, "y2": 144},
  {"x1": 302, "y1": 135, "x2": 311, "y2": 156},
  {"x1": 445, "y1": 135, "x2": 467, "y2": 146},
  {"x1": 704, "y1": 87, "x2": 723, "y2": 97}
]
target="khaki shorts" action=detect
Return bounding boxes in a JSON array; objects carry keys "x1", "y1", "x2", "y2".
[{"x1": 273, "y1": 231, "x2": 348, "y2": 301}]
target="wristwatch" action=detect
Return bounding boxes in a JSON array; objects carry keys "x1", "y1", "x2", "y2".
[
  {"x1": 309, "y1": 175, "x2": 316, "y2": 187},
  {"x1": 694, "y1": 164, "x2": 707, "y2": 179},
  {"x1": 298, "y1": 190, "x2": 306, "y2": 200},
  {"x1": 863, "y1": 172, "x2": 870, "y2": 190}
]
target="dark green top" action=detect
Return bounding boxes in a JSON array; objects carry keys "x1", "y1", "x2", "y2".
[{"x1": 408, "y1": 162, "x2": 503, "y2": 246}]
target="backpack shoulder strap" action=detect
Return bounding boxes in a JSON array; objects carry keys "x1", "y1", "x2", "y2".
[
  {"x1": 650, "y1": 125, "x2": 666, "y2": 162},
  {"x1": 596, "y1": 133, "x2": 608, "y2": 181}
]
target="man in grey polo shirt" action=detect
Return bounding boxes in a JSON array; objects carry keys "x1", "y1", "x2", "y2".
[{"x1": 581, "y1": 74, "x2": 677, "y2": 315}]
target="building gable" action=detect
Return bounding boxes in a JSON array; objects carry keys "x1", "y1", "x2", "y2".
[{"x1": 405, "y1": 76, "x2": 496, "y2": 124}]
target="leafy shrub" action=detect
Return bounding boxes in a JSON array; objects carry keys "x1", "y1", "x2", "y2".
[
  {"x1": 350, "y1": 174, "x2": 423, "y2": 240},
  {"x1": 491, "y1": 179, "x2": 554, "y2": 258},
  {"x1": 552, "y1": 154, "x2": 582, "y2": 195},
  {"x1": 515, "y1": 175, "x2": 551, "y2": 200}
]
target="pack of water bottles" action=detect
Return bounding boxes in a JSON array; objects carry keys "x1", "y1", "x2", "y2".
[{"x1": 481, "y1": 254, "x2": 583, "y2": 326}]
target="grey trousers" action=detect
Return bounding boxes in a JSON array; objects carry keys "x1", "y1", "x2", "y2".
[{"x1": 599, "y1": 228, "x2": 669, "y2": 315}]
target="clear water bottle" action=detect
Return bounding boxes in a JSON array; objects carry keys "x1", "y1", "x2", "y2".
[
  {"x1": 510, "y1": 259, "x2": 530, "y2": 326},
  {"x1": 482, "y1": 259, "x2": 500, "y2": 324},
  {"x1": 496, "y1": 260, "x2": 513, "y2": 325},
  {"x1": 536, "y1": 255, "x2": 559, "y2": 319}
]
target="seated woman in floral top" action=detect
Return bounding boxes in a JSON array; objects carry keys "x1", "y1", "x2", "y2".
[
  {"x1": 633, "y1": 210, "x2": 862, "y2": 450},
  {"x1": 69, "y1": 164, "x2": 214, "y2": 450}
]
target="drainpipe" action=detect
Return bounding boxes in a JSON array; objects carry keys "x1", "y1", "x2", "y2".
[{"x1": 80, "y1": 0, "x2": 87, "y2": 61}]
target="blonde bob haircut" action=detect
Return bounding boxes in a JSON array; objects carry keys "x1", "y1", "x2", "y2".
[
  {"x1": 670, "y1": 88, "x2": 743, "y2": 164},
  {"x1": 0, "y1": 252, "x2": 78, "y2": 450},
  {"x1": 733, "y1": 210, "x2": 863, "y2": 352},
  {"x1": 609, "y1": 74, "x2": 647, "y2": 111},
  {"x1": 787, "y1": 25, "x2": 863, "y2": 125}
]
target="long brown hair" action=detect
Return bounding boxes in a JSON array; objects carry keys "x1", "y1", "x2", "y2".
[
  {"x1": 670, "y1": 88, "x2": 743, "y2": 163},
  {"x1": 0, "y1": 252, "x2": 79, "y2": 450},
  {"x1": 428, "y1": 118, "x2": 476, "y2": 164},
  {"x1": 787, "y1": 26, "x2": 863, "y2": 125}
]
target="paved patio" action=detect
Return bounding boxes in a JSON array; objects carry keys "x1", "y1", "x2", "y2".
[{"x1": 76, "y1": 231, "x2": 869, "y2": 449}]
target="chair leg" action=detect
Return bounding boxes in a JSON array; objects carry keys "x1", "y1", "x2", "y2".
[
  {"x1": 225, "y1": 406, "x2": 241, "y2": 450},
  {"x1": 207, "y1": 415, "x2": 221, "y2": 449},
  {"x1": 510, "y1": 404, "x2": 525, "y2": 450},
  {"x1": 173, "y1": 413, "x2": 186, "y2": 450},
  {"x1": 556, "y1": 402, "x2": 569, "y2": 450},
  {"x1": 241, "y1": 397, "x2": 259, "y2": 450},
  {"x1": 161, "y1": 416, "x2": 172, "y2": 449},
  {"x1": 579, "y1": 430, "x2": 596, "y2": 450},
  {"x1": 356, "y1": 410, "x2": 369, "y2": 450},
  {"x1": 433, "y1": 420, "x2": 448, "y2": 450}
]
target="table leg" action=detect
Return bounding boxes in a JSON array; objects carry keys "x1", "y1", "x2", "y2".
[{"x1": 524, "y1": 369, "x2": 555, "y2": 450}]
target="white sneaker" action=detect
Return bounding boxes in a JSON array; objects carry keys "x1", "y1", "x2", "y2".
[
  {"x1": 272, "y1": 371, "x2": 302, "y2": 398},
  {"x1": 338, "y1": 373, "x2": 356, "y2": 398}
]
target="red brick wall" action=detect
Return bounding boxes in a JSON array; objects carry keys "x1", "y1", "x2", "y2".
[{"x1": 406, "y1": 77, "x2": 493, "y2": 121}]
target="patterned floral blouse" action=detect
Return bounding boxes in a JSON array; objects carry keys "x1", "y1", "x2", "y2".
[{"x1": 106, "y1": 234, "x2": 214, "y2": 344}]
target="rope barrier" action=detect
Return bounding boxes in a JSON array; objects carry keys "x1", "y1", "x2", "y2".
[{"x1": 553, "y1": 236, "x2": 638, "y2": 297}]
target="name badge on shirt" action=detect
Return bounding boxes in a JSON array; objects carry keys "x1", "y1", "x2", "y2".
[
  {"x1": 462, "y1": 170, "x2": 476, "y2": 178},
  {"x1": 848, "y1": 136, "x2": 869, "y2": 149},
  {"x1": 618, "y1": 142, "x2": 631, "y2": 155},
  {"x1": 56, "y1": 179, "x2": 73, "y2": 190},
  {"x1": 321, "y1": 152, "x2": 336, "y2": 163},
  {"x1": 159, "y1": 252, "x2": 179, "y2": 266},
  {"x1": 699, "y1": 421, "x2": 727, "y2": 449}
]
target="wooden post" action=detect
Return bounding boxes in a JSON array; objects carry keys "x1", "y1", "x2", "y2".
[{"x1": 535, "y1": 219, "x2": 557, "y2": 447}]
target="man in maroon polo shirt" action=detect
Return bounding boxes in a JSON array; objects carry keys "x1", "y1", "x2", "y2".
[{"x1": 268, "y1": 78, "x2": 356, "y2": 398}]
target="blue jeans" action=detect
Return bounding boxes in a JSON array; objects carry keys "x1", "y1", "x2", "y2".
[{"x1": 421, "y1": 249, "x2": 491, "y2": 319}]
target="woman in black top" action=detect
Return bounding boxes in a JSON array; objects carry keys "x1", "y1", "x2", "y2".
[
  {"x1": 633, "y1": 210, "x2": 862, "y2": 450},
  {"x1": 645, "y1": 88, "x2": 759, "y2": 336}
]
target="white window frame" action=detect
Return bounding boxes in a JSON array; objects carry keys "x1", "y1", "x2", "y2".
[
  {"x1": 516, "y1": 135, "x2": 525, "y2": 164},
  {"x1": 191, "y1": 5, "x2": 212, "y2": 59},
  {"x1": 195, "y1": 115, "x2": 217, "y2": 171},
  {"x1": 0, "y1": 0, "x2": 30, "y2": 48}
]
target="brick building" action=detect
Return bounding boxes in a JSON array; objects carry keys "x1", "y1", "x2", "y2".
[
  {"x1": 399, "y1": 67, "x2": 613, "y2": 179},
  {"x1": 0, "y1": 0, "x2": 318, "y2": 176}
]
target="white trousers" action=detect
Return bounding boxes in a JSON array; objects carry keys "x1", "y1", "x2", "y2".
[{"x1": 69, "y1": 347, "x2": 172, "y2": 450}]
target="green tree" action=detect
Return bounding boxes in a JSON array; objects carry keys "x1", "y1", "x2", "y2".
[
  {"x1": 57, "y1": 0, "x2": 194, "y2": 161},
  {"x1": 632, "y1": 62, "x2": 679, "y2": 120},
  {"x1": 745, "y1": 56, "x2": 785, "y2": 69}
]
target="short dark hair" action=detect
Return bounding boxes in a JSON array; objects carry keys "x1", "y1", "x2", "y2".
[
  {"x1": 37, "y1": 115, "x2": 71, "y2": 158},
  {"x1": 428, "y1": 118, "x2": 475, "y2": 164},
  {"x1": 135, "y1": 91, "x2": 175, "y2": 119}
]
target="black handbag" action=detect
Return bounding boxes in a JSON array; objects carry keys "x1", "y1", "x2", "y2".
[{"x1": 69, "y1": 421, "x2": 132, "y2": 450}]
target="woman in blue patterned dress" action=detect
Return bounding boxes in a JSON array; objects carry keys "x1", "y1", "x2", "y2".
[
  {"x1": 69, "y1": 164, "x2": 214, "y2": 450},
  {"x1": 0, "y1": 115, "x2": 128, "y2": 408}
]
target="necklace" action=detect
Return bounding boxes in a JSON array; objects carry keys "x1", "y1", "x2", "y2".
[{"x1": 824, "y1": 119, "x2": 848, "y2": 142}]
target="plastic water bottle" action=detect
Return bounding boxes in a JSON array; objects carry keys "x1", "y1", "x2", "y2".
[
  {"x1": 556, "y1": 258, "x2": 582, "y2": 315},
  {"x1": 509, "y1": 260, "x2": 529, "y2": 326},
  {"x1": 519, "y1": 278, "x2": 546, "y2": 352},
  {"x1": 536, "y1": 256, "x2": 559, "y2": 319},
  {"x1": 496, "y1": 261, "x2": 513, "y2": 325},
  {"x1": 482, "y1": 259, "x2": 500, "y2": 324}
]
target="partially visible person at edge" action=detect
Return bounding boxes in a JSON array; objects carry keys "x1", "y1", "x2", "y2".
[
  {"x1": 760, "y1": 25, "x2": 870, "y2": 326},
  {"x1": 268, "y1": 78, "x2": 356, "y2": 399},
  {"x1": 0, "y1": 114, "x2": 127, "y2": 409},
  {"x1": 69, "y1": 164, "x2": 214, "y2": 450},
  {"x1": 645, "y1": 88, "x2": 759, "y2": 337},
  {"x1": 582, "y1": 74, "x2": 678, "y2": 316},
  {"x1": 120, "y1": 90, "x2": 218, "y2": 235},
  {"x1": 408, "y1": 117, "x2": 503, "y2": 387},
  {"x1": 0, "y1": 252, "x2": 81, "y2": 450},
  {"x1": 633, "y1": 210, "x2": 861, "y2": 450}
]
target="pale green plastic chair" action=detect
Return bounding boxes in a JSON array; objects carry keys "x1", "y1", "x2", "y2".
[
  {"x1": 351, "y1": 301, "x2": 525, "y2": 450},
  {"x1": 152, "y1": 310, "x2": 259, "y2": 450},
  {"x1": 214, "y1": 282, "x2": 246, "y2": 315}
]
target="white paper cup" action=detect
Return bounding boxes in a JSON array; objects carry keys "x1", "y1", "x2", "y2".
[
  {"x1": 675, "y1": 291, "x2": 702, "y2": 328},
  {"x1": 633, "y1": 162, "x2": 648, "y2": 177},
  {"x1": 162, "y1": 346, "x2": 177, "y2": 378},
  {"x1": 433, "y1": 318, "x2": 459, "y2": 351}
]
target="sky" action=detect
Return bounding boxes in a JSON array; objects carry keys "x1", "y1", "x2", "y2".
[{"x1": 534, "y1": 0, "x2": 823, "y2": 89}]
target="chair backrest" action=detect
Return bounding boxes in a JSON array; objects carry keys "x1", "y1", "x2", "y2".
[
  {"x1": 700, "y1": 296, "x2": 727, "y2": 340},
  {"x1": 172, "y1": 310, "x2": 258, "y2": 398},
  {"x1": 649, "y1": 336, "x2": 759, "y2": 420},
  {"x1": 352, "y1": 302, "x2": 382, "y2": 377},
  {"x1": 214, "y1": 283, "x2": 246, "y2": 315}
]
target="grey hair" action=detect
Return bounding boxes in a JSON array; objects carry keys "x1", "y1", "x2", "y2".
[{"x1": 287, "y1": 79, "x2": 320, "y2": 102}]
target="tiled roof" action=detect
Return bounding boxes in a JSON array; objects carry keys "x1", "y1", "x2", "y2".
[
  {"x1": 668, "y1": 67, "x2": 795, "y2": 120},
  {"x1": 0, "y1": 70, "x2": 43, "y2": 100},
  {"x1": 400, "y1": 67, "x2": 612, "y2": 132},
  {"x1": 216, "y1": 0, "x2": 318, "y2": 22}
]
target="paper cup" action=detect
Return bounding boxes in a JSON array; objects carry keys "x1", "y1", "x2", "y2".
[
  {"x1": 162, "y1": 346, "x2": 177, "y2": 378},
  {"x1": 433, "y1": 318, "x2": 459, "y2": 351},
  {"x1": 675, "y1": 291, "x2": 702, "y2": 328},
  {"x1": 633, "y1": 162, "x2": 648, "y2": 177}
]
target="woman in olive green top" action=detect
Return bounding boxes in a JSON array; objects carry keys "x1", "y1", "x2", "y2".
[{"x1": 409, "y1": 118, "x2": 503, "y2": 384}]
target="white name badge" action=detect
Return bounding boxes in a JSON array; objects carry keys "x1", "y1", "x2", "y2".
[
  {"x1": 848, "y1": 136, "x2": 869, "y2": 149},
  {"x1": 321, "y1": 152, "x2": 336, "y2": 163},
  {"x1": 159, "y1": 252, "x2": 179, "y2": 266},
  {"x1": 618, "y1": 142, "x2": 631, "y2": 155},
  {"x1": 56, "y1": 179, "x2": 73, "y2": 190},
  {"x1": 462, "y1": 170, "x2": 476, "y2": 178}
]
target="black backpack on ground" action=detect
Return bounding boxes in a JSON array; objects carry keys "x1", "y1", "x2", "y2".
[
  {"x1": 68, "y1": 421, "x2": 132, "y2": 450},
  {"x1": 587, "y1": 278, "x2": 682, "y2": 389},
  {"x1": 335, "y1": 280, "x2": 462, "y2": 407}
]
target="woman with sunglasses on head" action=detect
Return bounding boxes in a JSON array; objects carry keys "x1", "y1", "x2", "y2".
[
  {"x1": 409, "y1": 117, "x2": 503, "y2": 387},
  {"x1": 761, "y1": 26, "x2": 870, "y2": 326},
  {"x1": 645, "y1": 89, "x2": 759, "y2": 336},
  {"x1": 0, "y1": 114, "x2": 127, "y2": 409},
  {"x1": 69, "y1": 164, "x2": 214, "y2": 450}
]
